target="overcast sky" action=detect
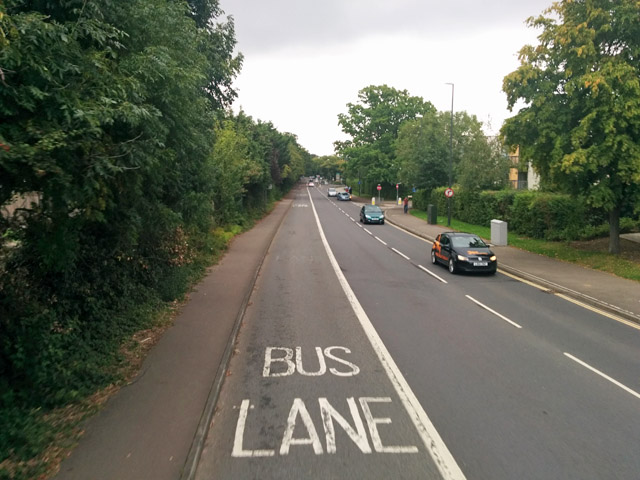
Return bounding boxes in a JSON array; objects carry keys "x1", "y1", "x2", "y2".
[{"x1": 219, "y1": 0, "x2": 553, "y2": 156}]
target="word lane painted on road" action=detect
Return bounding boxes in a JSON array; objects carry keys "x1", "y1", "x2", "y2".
[{"x1": 231, "y1": 346, "x2": 419, "y2": 458}]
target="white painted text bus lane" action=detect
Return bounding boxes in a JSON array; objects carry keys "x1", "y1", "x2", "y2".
[{"x1": 231, "y1": 346, "x2": 419, "y2": 458}]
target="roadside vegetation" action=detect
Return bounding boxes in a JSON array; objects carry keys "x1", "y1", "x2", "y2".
[{"x1": 0, "y1": 1, "x2": 313, "y2": 478}]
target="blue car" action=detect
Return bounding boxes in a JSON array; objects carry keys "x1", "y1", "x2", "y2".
[{"x1": 360, "y1": 205, "x2": 384, "y2": 224}]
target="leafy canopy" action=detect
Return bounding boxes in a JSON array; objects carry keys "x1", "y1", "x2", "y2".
[{"x1": 502, "y1": 0, "x2": 640, "y2": 253}]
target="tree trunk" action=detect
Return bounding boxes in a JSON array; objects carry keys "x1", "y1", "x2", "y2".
[{"x1": 608, "y1": 207, "x2": 621, "y2": 254}]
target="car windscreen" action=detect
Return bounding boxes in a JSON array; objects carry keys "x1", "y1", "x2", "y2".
[
  {"x1": 451, "y1": 236, "x2": 488, "y2": 248},
  {"x1": 364, "y1": 206, "x2": 382, "y2": 214}
]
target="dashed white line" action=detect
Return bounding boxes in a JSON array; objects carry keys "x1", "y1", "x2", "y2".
[
  {"x1": 418, "y1": 265, "x2": 448, "y2": 284},
  {"x1": 564, "y1": 353, "x2": 640, "y2": 400},
  {"x1": 350, "y1": 216, "x2": 355, "y2": 222},
  {"x1": 391, "y1": 248, "x2": 410, "y2": 260},
  {"x1": 375, "y1": 236, "x2": 387, "y2": 246},
  {"x1": 364, "y1": 228, "x2": 372, "y2": 235},
  {"x1": 465, "y1": 295, "x2": 522, "y2": 329}
]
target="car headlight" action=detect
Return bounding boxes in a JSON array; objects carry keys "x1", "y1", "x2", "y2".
[
  {"x1": 457, "y1": 254, "x2": 468, "y2": 261},
  {"x1": 380, "y1": 214, "x2": 384, "y2": 219},
  {"x1": 490, "y1": 255, "x2": 497, "y2": 261},
  {"x1": 365, "y1": 215, "x2": 372, "y2": 219}
]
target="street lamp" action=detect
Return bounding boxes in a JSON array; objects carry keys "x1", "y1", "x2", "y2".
[{"x1": 445, "y1": 82, "x2": 454, "y2": 227}]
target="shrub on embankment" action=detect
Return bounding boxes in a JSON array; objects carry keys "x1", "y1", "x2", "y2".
[{"x1": 0, "y1": 2, "x2": 310, "y2": 478}]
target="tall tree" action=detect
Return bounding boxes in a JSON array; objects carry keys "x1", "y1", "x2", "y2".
[
  {"x1": 335, "y1": 85, "x2": 436, "y2": 193},
  {"x1": 454, "y1": 113, "x2": 510, "y2": 191},
  {"x1": 502, "y1": 0, "x2": 640, "y2": 253}
]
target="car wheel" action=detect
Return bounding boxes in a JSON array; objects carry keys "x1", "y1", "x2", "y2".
[
  {"x1": 381, "y1": 220, "x2": 384, "y2": 225},
  {"x1": 448, "y1": 258, "x2": 457, "y2": 274},
  {"x1": 431, "y1": 250, "x2": 437, "y2": 265}
]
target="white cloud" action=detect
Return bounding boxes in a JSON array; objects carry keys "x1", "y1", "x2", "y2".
[{"x1": 224, "y1": 0, "x2": 548, "y2": 155}]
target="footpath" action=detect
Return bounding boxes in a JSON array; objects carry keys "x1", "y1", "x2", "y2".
[{"x1": 54, "y1": 188, "x2": 639, "y2": 480}]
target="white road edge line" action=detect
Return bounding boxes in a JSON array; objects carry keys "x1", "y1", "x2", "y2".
[
  {"x1": 375, "y1": 236, "x2": 387, "y2": 246},
  {"x1": 564, "y1": 353, "x2": 640, "y2": 400},
  {"x1": 308, "y1": 191, "x2": 466, "y2": 480},
  {"x1": 465, "y1": 295, "x2": 522, "y2": 329},
  {"x1": 418, "y1": 265, "x2": 448, "y2": 284},
  {"x1": 391, "y1": 248, "x2": 410, "y2": 260}
]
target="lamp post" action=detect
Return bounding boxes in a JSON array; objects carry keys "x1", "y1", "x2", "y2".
[{"x1": 445, "y1": 82, "x2": 454, "y2": 227}]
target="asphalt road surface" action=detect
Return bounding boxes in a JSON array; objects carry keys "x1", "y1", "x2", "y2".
[{"x1": 194, "y1": 185, "x2": 640, "y2": 480}]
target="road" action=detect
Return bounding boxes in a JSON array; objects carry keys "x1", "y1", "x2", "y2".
[{"x1": 194, "y1": 185, "x2": 640, "y2": 480}]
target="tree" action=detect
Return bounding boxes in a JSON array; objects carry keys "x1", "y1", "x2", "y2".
[
  {"x1": 502, "y1": 0, "x2": 640, "y2": 254},
  {"x1": 454, "y1": 113, "x2": 511, "y2": 191},
  {"x1": 395, "y1": 111, "x2": 449, "y2": 194},
  {"x1": 335, "y1": 85, "x2": 436, "y2": 194},
  {"x1": 396, "y1": 110, "x2": 509, "y2": 195}
]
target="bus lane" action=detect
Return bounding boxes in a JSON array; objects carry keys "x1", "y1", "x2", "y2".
[{"x1": 194, "y1": 189, "x2": 461, "y2": 479}]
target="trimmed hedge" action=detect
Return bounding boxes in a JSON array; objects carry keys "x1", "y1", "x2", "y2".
[{"x1": 426, "y1": 187, "x2": 633, "y2": 241}]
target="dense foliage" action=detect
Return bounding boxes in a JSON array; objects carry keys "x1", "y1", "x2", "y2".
[
  {"x1": 424, "y1": 187, "x2": 636, "y2": 242},
  {"x1": 336, "y1": 84, "x2": 511, "y2": 199},
  {"x1": 502, "y1": 0, "x2": 640, "y2": 253},
  {"x1": 0, "y1": 1, "x2": 308, "y2": 476}
]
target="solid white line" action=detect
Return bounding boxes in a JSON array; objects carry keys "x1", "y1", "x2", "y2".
[
  {"x1": 308, "y1": 191, "x2": 466, "y2": 480},
  {"x1": 564, "y1": 353, "x2": 640, "y2": 400},
  {"x1": 465, "y1": 295, "x2": 522, "y2": 329},
  {"x1": 391, "y1": 248, "x2": 410, "y2": 260},
  {"x1": 418, "y1": 265, "x2": 448, "y2": 284},
  {"x1": 364, "y1": 228, "x2": 372, "y2": 235},
  {"x1": 375, "y1": 236, "x2": 388, "y2": 246}
]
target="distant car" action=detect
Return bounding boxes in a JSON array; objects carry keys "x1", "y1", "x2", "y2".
[
  {"x1": 308, "y1": 181, "x2": 314, "y2": 187},
  {"x1": 431, "y1": 232, "x2": 497, "y2": 274},
  {"x1": 360, "y1": 205, "x2": 384, "y2": 224},
  {"x1": 337, "y1": 192, "x2": 351, "y2": 201},
  {"x1": 327, "y1": 188, "x2": 337, "y2": 197}
]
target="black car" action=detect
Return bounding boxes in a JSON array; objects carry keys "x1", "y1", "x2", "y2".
[
  {"x1": 431, "y1": 232, "x2": 497, "y2": 274},
  {"x1": 360, "y1": 204, "x2": 384, "y2": 224}
]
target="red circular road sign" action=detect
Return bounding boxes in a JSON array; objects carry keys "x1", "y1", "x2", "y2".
[
  {"x1": 396, "y1": 184, "x2": 399, "y2": 189},
  {"x1": 377, "y1": 184, "x2": 382, "y2": 191},
  {"x1": 445, "y1": 188, "x2": 454, "y2": 198}
]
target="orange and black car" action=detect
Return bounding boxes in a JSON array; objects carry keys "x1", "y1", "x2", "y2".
[{"x1": 431, "y1": 232, "x2": 497, "y2": 274}]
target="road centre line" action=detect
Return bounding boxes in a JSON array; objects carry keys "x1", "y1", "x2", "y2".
[
  {"x1": 308, "y1": 191, "x2": 466, "y2": 480},
  {"x1": 418, "y1": 265, "x2": 448, "y2": 284},
  {"x1": 364, "y1": 228, "x2": 372, "y2": 235},
  {"x1": 465, "y1": 295, "x2": 522, "y2": 329},
  {"x1": 391, "y1": 248, "x2": 410, "y2": 260},
  {"x1": 375, "y1": 236, "x2": 387, "y2": 246},
  {"x1": 564, "y1": 353, "x2": 640, "y2": 400}
]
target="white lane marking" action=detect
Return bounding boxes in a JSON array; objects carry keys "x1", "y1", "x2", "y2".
[
  {"x1": 364, "y1": 228, "x2": 372, "y2": 235},
  {"x1": 564, "y1": 353, "x2": 640, "y2": 400},
  {"x1": 418, "y1": 265, "x2": 448, "y2": 284},
  {"x1": 500, "y1": 272, "x2": 640, "y2": 330},
  {"x1": 465, "y1": 295, "x2": 522, "y2": 329},
  {"x1": 391, "y1": 248, "x2": 410, "y2": 261},
  {"x1": 308, "y1": 190, "x2": 466, "y2": 480},
  {"x1": 555, "y1": 294, "x2": 640, "y2": 331},
  {"x1": 356, "y1": 223, "x2": 363, "y2": 228},
  {"x1": 375, "y1": 236, "x2": 387, "y2": 246},
  {"x1": 350, "y1": 217, "x2": 355, "y2": 222}
]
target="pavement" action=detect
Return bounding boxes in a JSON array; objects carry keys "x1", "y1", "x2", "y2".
[{"x1": 53, "y1": 187, "x2": 640, "y2": 480}]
